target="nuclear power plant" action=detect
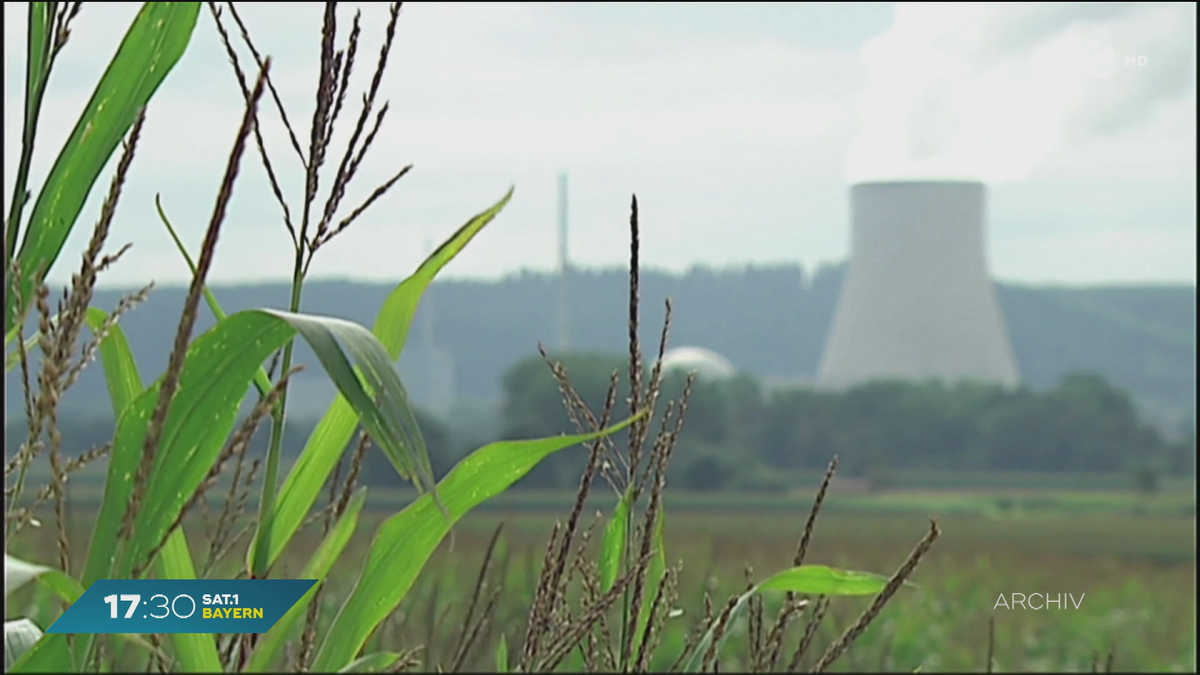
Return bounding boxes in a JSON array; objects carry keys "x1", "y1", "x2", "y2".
[{"x1": 817, "y1": 181, "x2": 1020, "y2": 389}]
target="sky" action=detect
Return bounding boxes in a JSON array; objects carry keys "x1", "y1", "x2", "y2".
[{"x1": 3, "y1": 2, "x2": 1197, "y2": 289}]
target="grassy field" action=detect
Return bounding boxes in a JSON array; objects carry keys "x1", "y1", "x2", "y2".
[{"x1": 8, "y1": 486, "x2": 1196, "y2": 672}]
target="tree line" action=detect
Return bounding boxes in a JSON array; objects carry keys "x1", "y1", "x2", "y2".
[
  {"x1": 493, "y1": 354, "x2": 1196, "y2": 492},
  {"x1": 9, "y1": 353, "x2": 1194, "y2": 494}
]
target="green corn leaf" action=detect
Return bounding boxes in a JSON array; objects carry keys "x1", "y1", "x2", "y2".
[
  {"x1": 245, "y1": 488, "x2": 367, "y2": 672},
  {"x1": 601, "y1": 486, "x2": 635, "y2": 592},
  {"x1": 9, "y1": 631, "x2": 72, "y2": 673},
  {"x1": 5, "y1": 619, "x2": 44, "y2": 671},
  {"x1": 680, "y1": 564, "x2": 892, "y2": 672},
  {"x1": 4, "y1": 2, "x2": 53, "y2": 262},
  {"x1": 80, "y1": 308, "x2": 439, "y2": 590},
  {"x1": 4, "y1": 330, "x2": 40, "y2": 370},
  {"x1": 72, "y1": 308, "x2": 144, "y2": 670},
  {"x1": 311, "y1": 412, "x2": 644, "y2": 672},
  {"x1": 6, "y1": 2, "x2": 200, "y2": 337},
  {"x1": 252, "y1": 188, "x2": 513, "y2": 572},
  {"x1": 155, "y1": 531, "x2": 221, "y2": 673},
  {"x1": 23, "y1": 4, "x2": 53, "y2": 125},
  {"x1": 496, "y1": 633, "x2": 509, "y2": 673},
  {"x1": 84, "y1": 307, "x2": 143, "y2": 416},
  {"x1": 636, "y1": 503, "x2": 668, "y2": 642},
  {"x1": 7, "y1": 309, "x2": 138, "y2": 394}
]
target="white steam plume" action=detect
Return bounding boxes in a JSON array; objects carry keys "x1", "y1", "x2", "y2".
[{"x1": 845, "y1": 2, "x2": 1197, "y2": 184}]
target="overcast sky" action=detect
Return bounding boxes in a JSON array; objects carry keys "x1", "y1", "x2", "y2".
[{"x1": 4, "y1": 2, "x2": 1197, "y2": 289}]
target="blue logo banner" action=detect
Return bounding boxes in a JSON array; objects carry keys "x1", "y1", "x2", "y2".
[{"x1": 46, "y1": 579, "x2": 316, "y2": 634}]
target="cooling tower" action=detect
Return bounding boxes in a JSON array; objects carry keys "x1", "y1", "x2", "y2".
[{"x1": 817, "y1": 181, "x2": 1020, "y2": 388}]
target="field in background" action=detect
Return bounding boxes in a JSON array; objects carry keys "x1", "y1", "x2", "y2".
[{"x1": 8, "y1": 480, "x2": 1196, "y2": 672}]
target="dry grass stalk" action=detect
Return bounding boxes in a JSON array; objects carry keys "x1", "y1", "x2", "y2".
[
  {"x1": 538, "y1": 345, "x2": 626, "y2": 490},
  {"x1": 986, "y1": 614, "x2": 996, "y2": 673},
  {"x1": 448, "y1": 523, "x2": 507, "y2": 671},
  {"x1": 517, "y1": 194, "x2": 694, "y2": 674},
  {"x1": 669, "y1": 592, "x2": 718, "y2": 672},
  {"x1": 753, "y1": 455, "x2": 840, "y2": 670},
  {"x1": 785, "y1": 595, "x2": 830, "y2": 672},
  {"x1": 520, "y1": 519, "x2": 565, "y2": 668},
  {"x1": 699, "y1": 592, "x2": 744, "y2": 672},
  {"x1": 7, "y1": 443, "x2": 110, "y2": 536},
  {"x1": 634, "y1": 565, "x2": 680, "y2": 671},
  {"x1": 811, "y1": 518, "x2": 941, "y2": 672},
  {"x1": 62, "y1": 282, "x2": 153, "y2": 393},
  {"x1": 536, "y1": 551, "x2": 657, "y2": 672},
  {"x1": 208, "y1": 2, "x2": 298, "y2": 245},
  {"x1": 122, "y1": 60, "x2": 270, "y2": 547}
]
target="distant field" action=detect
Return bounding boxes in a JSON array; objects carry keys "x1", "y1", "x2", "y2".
[
  {"x1": 7, "y1": 478, "x2": 1197, "y2": 672},
  {"x1": 10, "y1": 460, "x2": 1196, "y2": 517}
]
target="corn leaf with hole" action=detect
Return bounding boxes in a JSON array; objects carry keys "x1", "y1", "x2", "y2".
[
  {"x1": 251, "y1": 188, "x2": 513, "y2": 573},
  {"x1": 310, "y1": 413, "x2": 644, "y2": 672},
  {"x1": 5, "y1": 2, "x2": 200, "y2": 337}
]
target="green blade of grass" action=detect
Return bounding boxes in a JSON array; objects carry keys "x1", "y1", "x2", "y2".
[
  {"x1": 245, "y1": 488, "x2": 367, "y2": 672},
  {"x1": 5, "y1": 331, "x2": 42, "y2": 372},
  {"x1": 311, "y1": 412, "x2": 644, "y2": 672},
  {"x1": 154, "y1": 193, "x2": 271, "y2": 397},
  {"x1": 5, "y1": 2, "x2": 54, "y2": 261},
  {"x1": 601, "y1": 486, "x2": 634, "y2": 592},
  {"x1": 337, "y1": 652, "x2": 403, "y2": 673},
  {"x1": 23, "y1": 4, "x2": 52, "y2": 121},
  {"x1": 84, "y1": 307, "x2": 143, "y2": 415},
  {"x1": 7, "y1": 309, "x2": 136, "y2": 392},
  {"x1": 5, "y1": 555, "x2": 124, "y2": 674},
  {"x1": 252, "y1": 188, "x2": 513, "y2": 572},
  {"x1": 72, "y1": 308, "x2": 145, "y2": 671},
  {"x1": 635, "y1": 503, "x2": 667, "y2": 642},
  {"x1": 8, "y1": 632, "x2": 73, "y2": 673},
  {"x1": 680, "y1": 564, "x2": 891, "y2": 672},
  {"x1": 496, "y1": 633, "x2": 509, "y2": 673},
  {"x1": 6, "y1": 2, "x2": 200, "y2": 337}
]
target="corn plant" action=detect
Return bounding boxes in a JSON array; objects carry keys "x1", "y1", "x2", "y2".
[{"x1": 3, "y1": 3, "x2": 639, "y2": 671}]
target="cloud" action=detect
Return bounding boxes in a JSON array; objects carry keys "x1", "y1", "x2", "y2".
[
  {"x1": 2, "y1": 3, "x2": 1195, "y2": 287},
  {"x1": 845, "y1": 1, "x2": 1197, "y2": 184}
]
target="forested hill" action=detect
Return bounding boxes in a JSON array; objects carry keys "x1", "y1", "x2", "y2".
[{"x1": 8, "y1": 263, "x2": 1196, "y2": 426}]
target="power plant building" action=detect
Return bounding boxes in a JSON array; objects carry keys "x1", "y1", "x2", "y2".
[{"x1": 817, "y1": 181, "x2": 1020, "y2": 389}]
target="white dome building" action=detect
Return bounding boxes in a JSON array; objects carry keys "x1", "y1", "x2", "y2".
[{"x1": 659, "y1": 346, "x2": 737, "y2": 380}]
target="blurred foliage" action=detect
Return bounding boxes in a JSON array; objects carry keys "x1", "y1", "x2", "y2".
[
  {"x1": 10, "y1": 366, "x2": 1195, "y2": 495},
  {"x1": 492, "y1": 359, "x2": 1193, "y2": 492}
]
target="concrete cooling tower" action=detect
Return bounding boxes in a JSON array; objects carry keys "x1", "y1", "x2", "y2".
[{"x1": 817, "y1": 181, "x2": 1020, "y2": 389}]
